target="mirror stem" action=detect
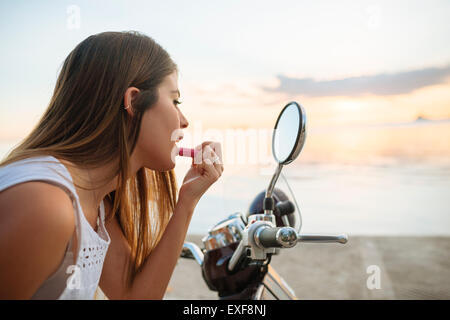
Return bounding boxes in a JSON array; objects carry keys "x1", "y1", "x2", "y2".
[{"x1": 264, "y1": 163, "x2": 284, "y2": 215}]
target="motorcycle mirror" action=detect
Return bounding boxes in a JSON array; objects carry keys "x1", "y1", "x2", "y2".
[
  {"x1": 272, "y1": 101, "x2": 307, "y2": 165},
  {"x1": 263, "y1": 102, "x2": 307, "y2": 216}
]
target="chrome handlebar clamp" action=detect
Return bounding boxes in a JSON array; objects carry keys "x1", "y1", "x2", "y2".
[{"x1": 241, "y1": 214, "x2": 277, "y2": 261}]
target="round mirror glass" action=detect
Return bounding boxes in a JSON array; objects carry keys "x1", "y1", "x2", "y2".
[{"x1": 272, "y1": 102, "x2": 307, "y2": 164}]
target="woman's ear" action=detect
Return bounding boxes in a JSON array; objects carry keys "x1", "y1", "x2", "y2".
[{"x1": 123, "y1": 87, "x2": 141, "y2": 116}]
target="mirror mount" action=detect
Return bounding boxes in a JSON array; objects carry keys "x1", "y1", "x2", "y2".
[{"x1": 263, "y1": 162, "x2": 283, "y2": 215}]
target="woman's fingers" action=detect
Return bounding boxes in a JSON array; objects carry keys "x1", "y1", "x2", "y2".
[
  {"x1": 192, "y1": 141, "x2": 224, "y2": 178},
  {"x1": 210, "y1": 142, "x2": 224, "y2": 173},
  {"x1": 203, "y1": 145, "x2": 223, "y2": 177},
  {"x1": 214, "y1": 143, "x2": 223, "y2": 163}
]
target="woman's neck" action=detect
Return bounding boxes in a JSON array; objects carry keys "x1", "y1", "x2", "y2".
[
  {"x1": 59, "y1": 159, "x2": 119, "y2": 215},
  {"x1": 58, "y1": 155, "x2": 142, "y2": 218}
]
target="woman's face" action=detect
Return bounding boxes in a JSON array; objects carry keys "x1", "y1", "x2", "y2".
[{"x1": 133, "y1": 71, "x2": 189, "y2": 171}]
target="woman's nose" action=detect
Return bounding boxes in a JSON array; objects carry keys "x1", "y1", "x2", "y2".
[{"x1": 179, "y1": 111, "x2": 189, "y2": 129}]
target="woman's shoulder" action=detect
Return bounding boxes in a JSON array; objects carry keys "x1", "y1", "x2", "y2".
[
  {"x1": 0, "y1": 181, "x2": 76, "y2": 299},
  {"x1": 0, "y1": 180, "x2": 76, "y2": 229}
]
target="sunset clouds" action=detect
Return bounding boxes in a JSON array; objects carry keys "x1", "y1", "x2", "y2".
[{"x1": 264, "y1": 65, "x2": 450, "y2": 97}]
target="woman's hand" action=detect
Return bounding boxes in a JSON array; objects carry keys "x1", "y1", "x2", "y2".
[{"x1": 178, "y1": 141, "x2": 224, "y2": 209}]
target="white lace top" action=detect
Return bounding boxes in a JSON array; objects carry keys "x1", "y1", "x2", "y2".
[{"x1": 0, "y1": 155, "x2": 111, "y2": 299}]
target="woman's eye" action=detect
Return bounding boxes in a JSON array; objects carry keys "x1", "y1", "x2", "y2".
[{"x1": 173, "y1": 100, "x2": 182, "y2": 107}]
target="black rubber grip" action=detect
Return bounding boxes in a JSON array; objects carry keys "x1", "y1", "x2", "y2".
[
  {"x1": 274, "y1": 200, "x2": 295, "y2": 217},
  {"x1": 263, "y1": 197, "x2": 275, "y2": 211},
  {"x1": 258, "y1": 227, "x2": 283, "y2": 248}
]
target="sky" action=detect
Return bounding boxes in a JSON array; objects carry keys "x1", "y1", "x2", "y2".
[{"x1": 1, "y1": 0, "x2": 450, "y2": 163}]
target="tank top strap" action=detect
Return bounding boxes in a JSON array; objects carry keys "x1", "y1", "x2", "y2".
[
  {"x1": 99, "y1": 200, "x2": 106, "y2": 224},
  {"x1": 0, "y1": 156, "x2": 79, "y2": 204}
]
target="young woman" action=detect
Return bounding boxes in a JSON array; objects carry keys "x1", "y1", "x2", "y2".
[{"x1": 0, "y1": 31, "x2": 224, "y2": 299}]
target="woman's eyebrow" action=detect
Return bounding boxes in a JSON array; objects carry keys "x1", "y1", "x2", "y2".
[{"x1": 171, "y1": 89, "x2": 180, "y2": 97}]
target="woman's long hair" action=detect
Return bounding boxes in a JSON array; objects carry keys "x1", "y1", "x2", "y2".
[{"x1": 0, "y1": 31, "x2": 179, "y2": 290}]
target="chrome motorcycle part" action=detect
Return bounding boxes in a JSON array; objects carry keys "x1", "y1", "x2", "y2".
[
  {"x1": 202, "y1": 213, "x2": 246, "y2": 251},
  {"x1": 272, "y1": 101, "x2": 307, "y2": 165},
  {"x1": 181, "y1": 242, "x2": 204, "y2": 265},
  {"x1": 242, "y1": 221, "x2": 277, "y2": 261},
  {"x1": 297, "y1": 233, "x2": 348, "y2": 244},
  {"x1": 247, "y1": 214, "x2": 276, "y2": 226},
  {"x1": 264, "y1": 102, "x2": 307, "y2": 223},
  {"x1": 227, "y1": 240, "x2": 246, "y2": 272}
]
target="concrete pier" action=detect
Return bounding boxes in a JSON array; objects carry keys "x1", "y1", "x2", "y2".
[{"x1": 164, "y1": 235, "x2": 450, "y2": 300}]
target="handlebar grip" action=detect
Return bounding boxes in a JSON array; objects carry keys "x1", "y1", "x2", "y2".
[
  {"x1": 256, "y1": 226, "x2": 298, "y2": 248},
  {"x1": 257, "y1": 227, "x2": 281, "y2": 247}
]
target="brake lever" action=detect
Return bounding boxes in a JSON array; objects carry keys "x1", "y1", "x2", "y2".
[
  {"x1": 256, "y1": 226, "x2": 348, "y2": 248},
  {"x1": 297, "y1": 233, "x2": 348, "y2": 244}
]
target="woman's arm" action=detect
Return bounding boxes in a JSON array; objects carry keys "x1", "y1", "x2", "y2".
[{"x1": 99, "y1": 196, "x2": 196, "y2": 299}]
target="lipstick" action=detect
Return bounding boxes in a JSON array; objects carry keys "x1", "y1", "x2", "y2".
[{"x1": 178, "y1": 147, "x2": 195, "y2": 158}]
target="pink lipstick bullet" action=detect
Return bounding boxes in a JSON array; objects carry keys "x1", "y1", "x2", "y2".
[{"x1": 178, "y1": 147, "x2": 195, "y2": 158}]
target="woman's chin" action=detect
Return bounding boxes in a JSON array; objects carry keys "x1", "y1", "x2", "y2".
[
  {"x1": 167, "y1": 161, "x2": 176, "y2": 170},
  {"x1": 143, "y1": 159, "x2": 176, "y2": 172}
]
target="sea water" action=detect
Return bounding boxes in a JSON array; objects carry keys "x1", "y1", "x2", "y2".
[
  {"x1": 183, "y1": 161, "x2": 450, "y2": 236},
  {"x1": 2, "y1": 121, "x2": 449, "y2": 236}
]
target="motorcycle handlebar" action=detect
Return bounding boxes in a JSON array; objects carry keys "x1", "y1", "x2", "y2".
[
  {"x1": 228, "y1": 225, "x2": 348, "y2": 272},
  {"x1": 256, "y1": 226, "x2": 348, "y2": 249}
]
